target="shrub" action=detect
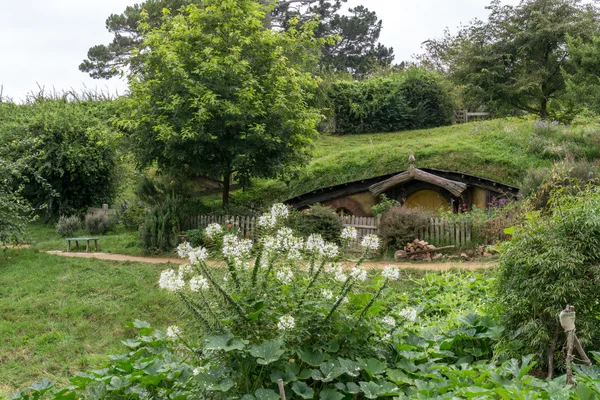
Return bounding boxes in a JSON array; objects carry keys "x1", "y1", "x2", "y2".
[
  {"x1": 0, "y1": 98, "x2": 120, "y2": 218},
  {"x1": 520, "y1": 167, "x2": 551, "y2": 199},
  {"x1": 329, "y1": 68, "x2": 455, "y2": 134},
  {"x1": 496, "y1": 187, "x2": 600, "y2": 371},
  {"x1": 379, "y1": 206, "x2": 432, "y2": 249},
  {"x1": 371, "y1": 194, "x2": 401, "y2": 216},
  {"x1": 184, "y1": 228, "x2": 205, "y2": 248},
  {"x1": 531, "y1": 160, "x2": 600, "y2": 210},
  {"x1": 292, "y1": 204, "x2": 343, "y2": 243},
  {"x1": 117, "y1": 201, "x2": 145, "y2": 230},
  {"x1": 138, "y1": 194, "x2": 185, "y2": 253},
  {"x1": 55, "y1": 215, "x2": 81, "y2": 237},
  {"x1": 84, "y1": 213, "x2": 111, "y2": 235}
]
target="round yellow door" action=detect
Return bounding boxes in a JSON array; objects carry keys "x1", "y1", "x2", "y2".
[{"x1": 404, "y1": 190, "x2": 449, "y2": 212}]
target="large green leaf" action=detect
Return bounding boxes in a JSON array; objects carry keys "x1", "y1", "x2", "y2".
[
  {"x1": 319, "y1": 389, "x2": 345, "y2": 400},
  {"x1": 312, "y1": 360, "x2": 345, "y2": 382},
  {"x1": 204, "y1": 333, "x2": 246, "y2": 352},
  {"x1": 297, "y1": 349, "x2": 328, "y2": 366},
  {"x1": 359, "y1": 381, "x2": 383, "y2": 399},
  {"x1": 29, "y1": 378, "x2": 54, "y2": 394},
  {"x1": 291, "y1": 382, "x2": 315, "y2": 399},
  {"x1": 255, "y1": 388, "x2": 281, "y2": 400},
  {"x1": 358, "y1": 358, "x2": 387, "y2": 377},
  {"x1": 250, "y1": 339, "x2": 285, "y2": 365},
  {"x1": 338, "y1": 358, "x2": 362, "y2": 377}
]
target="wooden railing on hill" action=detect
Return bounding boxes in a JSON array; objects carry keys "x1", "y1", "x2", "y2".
[{"x1": 187, "y1": 214, "x2": 473, "y2": 248}]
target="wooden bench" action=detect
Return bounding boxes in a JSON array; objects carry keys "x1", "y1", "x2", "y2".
[{"x1": 66, "y1": 237, "x2": 99, "y2": 252}]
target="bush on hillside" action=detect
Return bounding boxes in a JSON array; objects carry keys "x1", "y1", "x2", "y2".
[
  {"x1": 85, "y1": 213, "x2": 111, "y2": 235},
  {"x1": 329, "y1": 68, "x2": 455, "y2": 134},
  {"x1": 55, "y1": 215, "x2": 81, "y2": 237},
  {"x1": 496, "y1": 187, "x2": 600, "y2": 370},
  {"x1": 291, "y1": 204, "x2": 343, "y2": 243},
  {"x1": 529, "y1": 161, "x2": 600, "y2": 210},
  {"x1": 379, "y1": 206, "x2": 433, "y2": 249}
]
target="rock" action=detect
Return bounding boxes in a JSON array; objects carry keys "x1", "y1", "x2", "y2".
[
  {"x1": 483, "y1": 252, "x2": 493, "y2": 257},
  {"x1": 465, "y1": 249, "x2": 476, "y2": 258},
  {"x1": 460, "y1": 252, "x2": 472, "y2": 261}
]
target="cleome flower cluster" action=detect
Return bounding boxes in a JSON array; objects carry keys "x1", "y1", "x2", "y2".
[{"x1": 159, "y1": 204, "x2": 397, "y2": 338}]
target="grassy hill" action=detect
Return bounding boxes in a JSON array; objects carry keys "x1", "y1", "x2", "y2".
[{"x1": 275, "y1": 117, "x2": 600, "y2": 201}]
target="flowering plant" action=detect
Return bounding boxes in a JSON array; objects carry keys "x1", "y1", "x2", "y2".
[{"x1": 156, "y1": 204, "x2": 404, "y2": 397}]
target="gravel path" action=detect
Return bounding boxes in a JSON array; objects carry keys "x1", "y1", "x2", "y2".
[{"x1": 46, "y1": 251, "x2": 496, "y2": 271}]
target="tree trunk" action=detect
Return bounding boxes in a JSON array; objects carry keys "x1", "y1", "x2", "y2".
[
  {"x1": 222, "y1": 171, "x2": 231, "y2": 209},
  {"x1": 540, "y1": 98, "x2": 548, "y2": 119}
]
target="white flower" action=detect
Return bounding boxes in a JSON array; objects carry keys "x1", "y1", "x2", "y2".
[
  {"x1": 189, "y1": 275, "x2": 209, "y2": 292},
  {"x1": 258, "y1": 214, "x2": 277, "y2": 228},
  {"x1": 166, "y1": 325, "x2": 181, "y2": 339},
  {"x1": 178, "y1": 264, "x2": 193, "y2": 277},
  {"x1": 350, "y1": 267, "x2": 367, "y2": 282},
  {"x1": 321, "y1": 243, "x2": 339, "y2": 260},
  {"x1": 276, "y1": 268, "x2": 294, "y2": 285},
  {"x1": 277, "y1": 315, "x2": 295, "y2": 330},
  {"x1": 222, "y1": 234, "x2": 253, "y2": 266},
  {"x1": 336, "y1": 295, "x2": 349, "y2": 304},
  {"x1": 382, "y1": 265, "x2": 400, "y2": 281},
  {"x1": 189, "y1": 247, "x2": 209, "y2": 265},
  {"x1": 361, "y1": 235, "x2": 380, "y2": 251},
  {"x1": 399, "y1": 307, "x2": 417, "y2": 322},
  {"x1": 176, "y1": 242, "x2": 193, "y2": 258},
  {"x1": 274, "y1": 228, "x2": 303, "y2": 261},
  {"x1": 321, "y1": 289, "x2": 334, "y2": 300},
  {"x1": 333, "y1": 265, "x2": 348, "y2": 283},
  {"x1": 341, "y1": 227, "x2": 358, "y2": 241},
  {"x1": 271, "y1": 203, "x2": 289, "y2": 219},
  {"x1": 382, "y1": 316, "x2": 396, "y2": 328},
  {"x1": 304, "y1": 234, "x2": 325, "y2": 255},
  {"x1": 159, "y1": 269, "x2": 185, "y2": 292},
  {"x1": 205, "y1": 223, "x2": 222, "y2": 239}
]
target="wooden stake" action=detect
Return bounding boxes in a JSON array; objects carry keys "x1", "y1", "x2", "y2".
[{"x1": 277, "y1": 379, "x2": 286, "y2": 400}]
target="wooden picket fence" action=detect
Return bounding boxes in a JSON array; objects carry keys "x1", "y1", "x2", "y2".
[
  {"x1": 419, "y1": 218, "x2": 472, "y2": 248},
  {"x1": 187, "y1": 214, "x2": 473, "y2": 248}
]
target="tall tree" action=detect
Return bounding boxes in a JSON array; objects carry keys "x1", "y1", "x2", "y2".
[
  {"x1": 420, "y1": 0, "x2": 600, "y2": 118},
  {"x1": 120, "y1": 0, "x2": 322, "y2": 208},
  {"x1": 80, "y1": 0, "x2": 393, "y2": 79}
]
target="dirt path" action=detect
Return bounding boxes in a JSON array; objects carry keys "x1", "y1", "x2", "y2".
[{"x1": 45, "y1": 251, "x2": 496, "y2": 271}]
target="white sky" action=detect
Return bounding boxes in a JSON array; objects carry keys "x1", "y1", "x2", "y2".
[{"x1": 0, "y1": 0, "x2": 519, "y2": 101}]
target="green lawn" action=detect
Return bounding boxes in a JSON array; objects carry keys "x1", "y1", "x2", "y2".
[
  {"x1": 26, "y1": 223, "x2": 148, "y2": 257},
  {"x1": 0, "y1": 249, "x2": 186, "y2": 395},
  {"x1": 278, "y1": 117, "x2": 600, "y2": 199}
]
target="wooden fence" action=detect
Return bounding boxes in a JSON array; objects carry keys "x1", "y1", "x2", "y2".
[{"x1": 187, "y1": 214, "x2": 473, "y2": 248}]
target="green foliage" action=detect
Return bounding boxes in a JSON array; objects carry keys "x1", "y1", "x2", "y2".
[
  {"x1": 291, "y1": 205, "x2": 343, "y2": 243},
  {"x1": 329, "y1": 68, "x2": 455, "y2": 134},
  {"x1": 496, "y1": 187, "x2": 600, "y2": 369},
  {"x1": 0, "y1": 98, "x2": 120, "y2": 218},
  {"x1": 80, "y1": 0, "x2": 393, "y2": 80},
  {"x1": 138, "y1": 194, "x2": 185, "y2": 253},
  {"x1": 116, "y1": 201, "x2": 145, "y2": 231},
  {"x1": 379, "y1": 206, "x2": 433, "y2": 249},
  {"x1": 0, "y1": 158, "x2": 35, "y2": 245},
  {"x1": 421, "y1": 0, "x2": 600, "y2": 119},
  {"x1": 371, "y1": 194, "x2": 400, "y2": 216},
  {"x1": 84, "y1": 213, "x2": 111, "y2": 235},
  {"x1": 55, "y1": 215, "x2": 81, "y2": 237},
  {"x1": 528, "y1": 160, "x2": 600, "y2": 210},
  {"x1": 121, "y1": 0, "x2": 323, "y2": 207}
]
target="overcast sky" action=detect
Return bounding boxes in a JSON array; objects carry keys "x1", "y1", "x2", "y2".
[{"x1": 0, "y1": 0, "x2": 519, "y2": 102}]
